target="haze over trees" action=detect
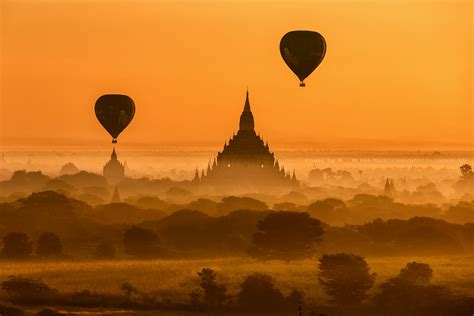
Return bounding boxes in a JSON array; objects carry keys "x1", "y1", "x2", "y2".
[
  {"x1": 1, "y1": 232, "x2": 33, "y2": 259},
  {"x1": 36, "y1": 232, "x2": 63, "y2": 258},
  {"x1": 249, "y1": 211, "x2": 324, "y2": 260},
  {"x1": 372, "y1": 261, "x2": 469, "y2": 315},
  {"x1": 123, "y1": 226, "x2": 161, "y2": 258}
]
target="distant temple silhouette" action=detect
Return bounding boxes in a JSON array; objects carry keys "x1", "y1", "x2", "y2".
[
  {"x1": 103, "y1": 148, "x2": 125, "y2": 185},
  {"x1": 194, "y1": 90, "x2": 298, "y2": 193}
]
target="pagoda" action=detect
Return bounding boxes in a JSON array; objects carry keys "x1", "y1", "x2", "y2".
[
  {"x1": 103, "y1": 148, "x2": 125, "y2": 185},
  {"x1": 195, "y1": 90, "x2": 298, "y2": 193}
]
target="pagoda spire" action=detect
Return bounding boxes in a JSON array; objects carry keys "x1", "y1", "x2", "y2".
[
  {"x1": 244, "y1": 88, "x2": 251, "y2": 111},
  {"x1": 111, "y1": 147, "x2": 117, "y2": 160},
  {"x1": 239, "y1": 89, "x2": 255, "y2": 131}
]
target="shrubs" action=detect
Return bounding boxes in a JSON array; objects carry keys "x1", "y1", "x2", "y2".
[
  {"x1": 318, "y1": 253, "x2": 376, "y2": 305},
  {"x1": 0, "y1": 276, "x2": 58, "y2": 305}
]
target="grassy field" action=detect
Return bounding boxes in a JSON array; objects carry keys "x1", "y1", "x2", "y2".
[{"x1": 1, "y1": 255, "x2": 473, "y2": 305}]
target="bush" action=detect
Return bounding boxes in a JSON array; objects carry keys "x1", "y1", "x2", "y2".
[
  {"x1": 0, "y1": 276, "x2": 57, "y2": 305},
  {"x1": 237, "y1": 273, "x2": 286, "y2": 312},
  {"x1": 1, "y1": 232, "x2": 33, "y2": 259},
  {"x1": 318, "y1": 253, "x2": 375, "y2": 305},
  {"x1": 36, "y1": 232, "x2": 63, "y2": 257}
]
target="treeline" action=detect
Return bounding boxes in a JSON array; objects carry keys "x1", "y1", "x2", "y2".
[
  {"x1": 1, "y1": 257, "x2": 473, "y2": 315},
  {"x1": 1, "y1": 191, "x2": 474, "y2": 259}
]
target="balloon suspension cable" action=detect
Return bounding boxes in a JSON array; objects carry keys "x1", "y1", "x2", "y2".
[
  {"x1": 112, "y1": 139, "x2": 117, "y2": 144},
  {"x1": 299, "y1": 82, "x2": 306, "y2": 87}
]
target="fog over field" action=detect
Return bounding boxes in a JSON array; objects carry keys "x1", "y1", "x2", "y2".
[{"x1": 1, "y1": 0, "x2": 473, "y2": 314}]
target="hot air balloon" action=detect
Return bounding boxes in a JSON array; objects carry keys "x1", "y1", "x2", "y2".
[
  {"x1": 279, "y1": 30, "x2": 326, "y2": 87},
  {"x1": 95, "y1": 94, "x2": 135, "y2": 143}
]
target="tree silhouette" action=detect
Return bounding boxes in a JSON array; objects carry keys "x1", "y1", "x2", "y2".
[
  {"x1": 123, "y1": 226, "x2": 160, "y2": 258},
  {"x1": 460, "y1": 164, "x2": 472, "y2": 178},
  {"x1": 197, "y1": 268, "x2": 227, "y2": 309},
  {"x1": 250, "y1": 211, "x2": 324, "y2": 260},
  {"x1": 1, "y1": 232, "x2": 33, "y2": 259},
  {"x1": 373, "y1": 262, "x2": 455, "y2": 314},
  {"x1": 237, "y1": 273, "x2": 286, "y2": 311},
  {"x1": 398, "y1": 261, "x2": 433, "y2": 284},
  {"x1": 36, "y1": 232, "x2": 62, "y2": 257},
  {"x1": 318, "y1": 253, "x2": 375, "y2": 305}
]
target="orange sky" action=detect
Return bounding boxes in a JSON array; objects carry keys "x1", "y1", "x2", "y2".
[{"x1": 1, "y1": 0, "x2": 472, "y2": 150}]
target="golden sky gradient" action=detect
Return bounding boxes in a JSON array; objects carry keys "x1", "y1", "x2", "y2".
[{"x1": 1, "y1": 0, "x2": 472, "y2": 150}]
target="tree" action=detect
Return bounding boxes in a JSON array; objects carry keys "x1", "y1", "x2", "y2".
[
  {"x1": 1, "y1": 232, "x2": 33, "y2": 259},
  {"x1": 318, "y1": 253, "x2": 376, "y2": 305},
  {"x1": 36, "y1": 232, "x2": 62, "y2": 257},
  {"x1": 237, "y1": 273, "x2": 286, "y2": 312},
  {"x1": 373, "y1": 262, "x2": 453, "y2": 314},
  {"x1": 250, "y1": 211, "x2": 324, "y2": 260},
  {"x1": 398, "y1": 261, "x2": 433, "y2": 284},
  {"x1": 197, "y1": 268, "x2": 227, "y2": 309},
  {"x1": 307, "y1": 198, "x2": 349, "y2": 226},
  {"x1": 454, "y1": 164, "x2": 474, "y2": 196},
  {"x1": 217, "y1": 196, "x2": 268, "y2": 215},
  {"x1": 123, "y1": 226, "x2": 160, "y2": 258},
  {"x1": 460, "y1": 164, "x2": 472, "y2": 178}
]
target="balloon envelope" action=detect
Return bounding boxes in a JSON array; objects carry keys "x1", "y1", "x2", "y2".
[
  {"x1": 95, "y1": 94, "x2": 135, "y2": 143},
  {"x1": 279, "y1": 30, "x2": 326, "y2": 86}
]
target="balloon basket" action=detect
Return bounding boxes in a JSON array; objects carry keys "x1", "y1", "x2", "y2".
[
  {"x1": 112, "y1": 139, "x2": 117, "y2": 144},
  {"x1": 299, "y1": 82, "x2": 306, "y2": 87}
]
